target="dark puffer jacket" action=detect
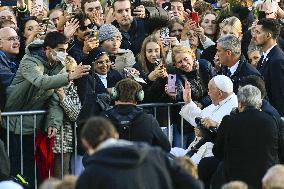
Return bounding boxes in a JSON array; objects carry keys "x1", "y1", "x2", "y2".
[{"x1": 76, "y1": 140, "x2": 203, "y2": 189}]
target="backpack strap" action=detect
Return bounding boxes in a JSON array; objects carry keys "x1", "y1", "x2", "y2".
[{"x1": 105, "y1": 107, "x2": 144, "y2": 140}]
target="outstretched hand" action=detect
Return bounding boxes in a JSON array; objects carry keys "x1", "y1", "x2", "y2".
[{"x1": 182, "y1": 80, "x2": 192, "y2": 104}]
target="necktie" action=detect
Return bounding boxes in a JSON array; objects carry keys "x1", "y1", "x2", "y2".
[
  {"x1": 257, "y1": 54, "x2": 265, "y2": 70},
  {"x1": 227, "y1": 69, "x2": 231, "y2": 77}
]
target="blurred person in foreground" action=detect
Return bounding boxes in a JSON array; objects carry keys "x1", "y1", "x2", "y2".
[
  {"x1": 262, "y1": 164, "x2": 284, "y2": 189},
  {"x1": 75, "y1": 116, "x2": 204, "y2": 189}
]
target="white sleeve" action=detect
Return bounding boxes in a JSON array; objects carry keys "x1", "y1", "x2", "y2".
[
  {"x1": 179, "y1": 101, "x2": 202, "y2": 126},
  {"x1": 200, "y1": 36, "x2": 215, "y2": 49},
  {"x1": 191, "y1": 142, "x2": 213, "y2": 165}
]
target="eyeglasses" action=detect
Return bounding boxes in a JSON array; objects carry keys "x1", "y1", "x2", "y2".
[
  {"x1": 79, "y1": 23, "x2": 94, "y2": 31},
  {"x1": 93, "y1": 60, "x2": 111, "y2": 65},
  {"x1": 1, "y1": 36, "x2": 20, "y2": 42}
]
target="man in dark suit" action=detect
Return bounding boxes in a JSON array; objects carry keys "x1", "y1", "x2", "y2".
[
  {"x1": 215, "y1": 34, "x2": 261, "y2": 93},
  {"x1": 253, "y1": 18, "x2": 284, "y2": 116},
  {"x1": 212, "y1": 85, "x2": 279, "y2": 189}
]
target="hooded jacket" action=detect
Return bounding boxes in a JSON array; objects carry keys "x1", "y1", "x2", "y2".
[
  {"x1": 76, "y1": 139, "x2": 203, "y2": 189},
  {"x1": 4, "y1": 39, "x2": 69, "y2": 134}
]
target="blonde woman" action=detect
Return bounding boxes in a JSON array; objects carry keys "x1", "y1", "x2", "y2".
[
  {"x1": 219, "y1": 16, "x2": 243, "y2": 39},
  {"x1": 171, "y1": 45, "x2": 209, "y2": 149}
]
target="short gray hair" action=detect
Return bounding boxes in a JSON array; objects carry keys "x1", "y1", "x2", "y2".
[
  {"x1": 237, "y1": 85, "x2": 262, "y2": 109},
  {"x1": 217, "y1": 34, "x2": 241, "y2": 58},
  {"x1": 262, "y1": 164, "x2": 284, "y2": 189},
  {"x1": 248, "y1": 41, "x2": 261, "y2": 55}
]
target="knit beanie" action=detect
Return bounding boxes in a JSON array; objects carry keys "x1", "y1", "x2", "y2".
[{"x1": 99, "y1": 24, "x2": 122, "y2": 43}]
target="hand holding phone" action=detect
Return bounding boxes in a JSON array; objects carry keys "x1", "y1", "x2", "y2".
[
  {"x1": 190, "y1": 12, "x2": 199, "y2": 26},
  {"x1": 160, "y1": 27, "x2": 170, "y2": 46},
  {"x1": 167, "y1": 74, "x2": 176, "y2": 93}
]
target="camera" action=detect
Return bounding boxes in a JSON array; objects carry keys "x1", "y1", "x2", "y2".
[
  {"x1": 130, "y1": 0, "x2": 169, "y2": 21},
  {"x1": 85, "y1": 30, "x2": 99, "y2": 40},
  {"x1": 131, "y1": 0, "x2": 141, "y2": 15},
  {"x1": 195, "y1": 117, "x2": 217, "y2": 134},
  {"x1": 195, "y1": 117, "x2": 203, "y2": 127},
  {"x1": 37, "y1": 17, "x2": 50, "y2": 25},
  {"x1": 154, "y1": 59, "x2": 163, "y2": 68}
]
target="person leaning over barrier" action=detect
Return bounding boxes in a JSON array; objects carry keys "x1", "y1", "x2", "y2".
[
  {"x1": 76, "y1": 116, "x2": 204, "y2": 189},
  {"x1": 2, "y1": 31, "x2": 90, "y2": 188}
]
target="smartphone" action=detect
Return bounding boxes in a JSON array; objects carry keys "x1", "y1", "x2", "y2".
[
  {"x1": 167, "y1": 74, "x2": 176, "y2": 93},
  {"x1": 131, "y1": 0, "x2": 141, "y2": 15},
  {"x1": 183, "y1": 1, "x2": 192, "y2": 11},
  {"x1": 162, "y1": 2, "x2": 171, "y2": 11},
  {"x1": 154, "y1": 59, "x2": 162, "y2": 67},
  {"x1": 160, "y1": 27, "x2": 170, "y2": 46},
  {"x1": 86, "y1": 30, "x2": 99, "y2": 40},
  {"x1": 190, "y1": 12, "x2": 199, "y2": 26}
]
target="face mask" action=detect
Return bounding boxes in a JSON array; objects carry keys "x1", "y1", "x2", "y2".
[{"x1": 52, "y1": 50, "x2": 66, "y2": 62}]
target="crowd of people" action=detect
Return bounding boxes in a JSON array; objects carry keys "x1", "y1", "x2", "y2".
[{"x1": 0, "y1": 0, "x2": 284, "y2": 188}]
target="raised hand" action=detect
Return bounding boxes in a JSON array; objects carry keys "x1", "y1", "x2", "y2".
[
  {"x1": 64, "y1": 18, "x2": 79, "y2": 39},
  {"x1": 133, "y1": 5, "x2": 146, "y2": 18},
  {"x1": 201, "y1": 117, "x2": 219, "y2": 128},
  {"x1": 182, "y1": 80, "x2": 192, "y2": 104},
  {"x1": 83, "y1": 38, "x2": 99, "y2": 54},
  {"x1": 194, "y1": 26, "x2": 206, "y2": 42},
  {"x1": 92, "y1": 10, "x2": 104, "y2": 27},
  {"x1": 180, "y1": 20, "x2": 196, "y2": 40},
  {"x1": 183, "y1": 9, "x2": 192, "y2": 21},
  {"x1": 68, "y1": 63, "x2": 91, "y2": 80},
  {"x1": 105, "y1": 7, "x2": 115, "y2": 24}
]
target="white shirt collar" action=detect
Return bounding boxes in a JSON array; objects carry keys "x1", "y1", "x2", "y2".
[
  {"x1": 218, "y1": 93, "x2": 235, "y2": 106},
  {"x1": 96, "y1": 73, "x2": 108, "y2": 88},
  {"x1": 229, "y1": 60, "x2": 239, "y2": 76},
  {"x1": 263, "y1": 44, "x2": 277, "y2": 59}
]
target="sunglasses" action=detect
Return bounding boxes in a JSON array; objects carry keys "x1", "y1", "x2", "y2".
[{"x1": 79, "y1": 23, "x2": 94, "y2": 31}]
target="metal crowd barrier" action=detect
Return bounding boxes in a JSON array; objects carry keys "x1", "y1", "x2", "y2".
[{"x1": 0, "y1": 102, "x2": 186, "y2": 188}]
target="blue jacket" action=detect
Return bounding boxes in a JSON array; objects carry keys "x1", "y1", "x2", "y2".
[
  {"x1": 75, "y1": 69, "x2": 123, "y2": 104},
  {"x1": 262, "y1": 99, "x2": 281, "y2": 120},
  {"x1": 112, "y1": 19, "x2": 149, "y2": 56},
  {"x1": 257, "y1": 45, "x2": 284, "y2": 116},
  {"x1": 68, "y1": 37, "x2": 88, "y2": 64},
  {"x1": 0, "y1": 50, "x2": 18, "y2": 109},
  {"x1": 222, "y1": 56, "x2": 261, "y2": 93},
  {"x1": 0, "y1": 50, "x2": 18, "y2": 88}
]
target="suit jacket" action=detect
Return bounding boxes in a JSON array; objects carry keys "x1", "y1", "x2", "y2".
[
  {"x1": 213, "y1": 108, "x2": 279, "y2": 189},
  {"x1": 257, "y1": 45, "x2": 284, "y2": 116},
  {"x1": 222, "y1": 56, "x2": 261, "y2": 93}
]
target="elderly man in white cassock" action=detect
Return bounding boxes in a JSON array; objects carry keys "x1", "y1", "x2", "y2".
[
  {"x1": 170, "y1": 75, "x2": 238, "y2": 164},
  {"x1": 180, "y1": 75, "x2": 238, "y2": 128}
]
